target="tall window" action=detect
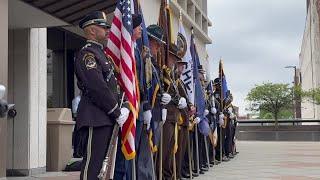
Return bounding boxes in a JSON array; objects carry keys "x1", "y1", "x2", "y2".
[{"x1": 47, "y1": 28, "x2": 85, "y2": 108}]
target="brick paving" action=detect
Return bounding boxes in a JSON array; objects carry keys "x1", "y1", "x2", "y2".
[{"x1": 6, "y1": 141, "x2": 320, "y2": 180}]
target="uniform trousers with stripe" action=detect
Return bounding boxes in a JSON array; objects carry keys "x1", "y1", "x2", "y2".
[
  {"x1": 215, "y1": 126, "x2": 226, "y2": 160},
  {"x1": 160, "y1": 121, "x2": 175, "y2": 180},
  {"x1": 176, "y1": 126, "x2": 188, "y2": 179},
  {"x1": 224, "y1": 120, "x2": 232, "y2": 156},
  {"x1": 135, "y1": 120, "x2": 154, "y2": 180},
  {"x1": 80, "y1": 125, "x2": 113, "y2": 180}
]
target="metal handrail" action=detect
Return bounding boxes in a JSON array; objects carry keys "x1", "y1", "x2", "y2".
[{"x1": 238, "y1": 119, "x2": 320, "y2": 123}]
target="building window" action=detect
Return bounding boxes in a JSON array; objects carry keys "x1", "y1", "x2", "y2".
[{"x1": 47, "y1": 28, "x2": 85, "y2": 108}]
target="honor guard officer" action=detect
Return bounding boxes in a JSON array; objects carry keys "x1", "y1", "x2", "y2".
[
  {"x1": 212, "y1": 78, "x2": 229, "y2": 162},
  {"x1": 198, "y1": 66, "x2": 210, "y2": 173},
  {"x1": 75, "y1": 11, "x2": 130, "y2": 180},
  {"x1": 161, "y1": 43, "x2": 188, "y2": 180},
  {"x1": 146, "y1": 24, "x2": 172, "y2": 179},
  {"x1": 223, "y1": 91, "x2": 234, "y2": 159},
  {"x1": 131, "y1": 14, "x2": 157, "y2": 180},
  {"x1": 173, "y1": 48, "x2": 195, "y2": 180},
  {"x1": 206, "y1": 80, "x2": 218, "y2": 166}
]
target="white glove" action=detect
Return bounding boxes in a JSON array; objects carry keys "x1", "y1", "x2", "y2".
[
  {"x1": 211, "y1": 97, "x2": 215, "y2": 107},
  {"x1": 219, "y1": 113, "x2": 224, "y2": 126},
  {"x1": 230, "y1": 112, "x2": 235, "y2": 119},
  {"x1": 72, "y1": 95, "x2": 81, "y2": 114},
  {"x1": 204, "y1": 109, "x2": 209, "y2": 116},
  {"x1": 178, "y1": 97, "x2": 187, "y2": 109},
  {"x1": 161, "y1": 93, "x2": 171, "y2": 105},
  {"x1": 0, "y1": 84, "x2": 5, "y2": 100},
  {"x1": 211, "y1": 107, "x2": 217, "y2": 114},
  {"x1": 194, "y1": 117, "x2": 201, "y2": 124},
  {"x1": 162, "y1": 108, "x2": 167, "y2": 124},
  {"x1": 116, "y1": 107, "x2": 130, "y2": 128},
  {"x1": 143, "y1": 110, "x2": 152, "y2": 130}
]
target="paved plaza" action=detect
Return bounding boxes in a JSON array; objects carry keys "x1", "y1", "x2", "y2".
[
  {"x1": 201, "y1": 141, "x2": 320, "y2": 180},
  {"x1": 6, "y1": 141, "x2": 320, "y2": 180}
]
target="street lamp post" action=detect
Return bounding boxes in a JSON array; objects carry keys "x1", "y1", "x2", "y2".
[{"x1": 285, "y1": 66, "x2": 297, "y2": 120}]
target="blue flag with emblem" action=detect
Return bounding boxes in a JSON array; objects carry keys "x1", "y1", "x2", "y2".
[
  {"x1": 134, "y1": 0, "x2": 160, "y2": 152},
  {"x1": 190, "y1": 30, "x2": 206, "y2": 121},
  {"x1": 206, "y1": 80, "x2": 214, "y2": 94},
  {"x1": 219, "y1": 60, "x2": 228, "y2": 102}
]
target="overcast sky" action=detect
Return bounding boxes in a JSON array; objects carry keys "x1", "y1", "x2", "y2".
[{"x1": 206, "y1": 0, "x2": 307, "y2": 116}]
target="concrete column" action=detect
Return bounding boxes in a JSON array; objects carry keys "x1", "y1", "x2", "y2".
[
  {"x1": 0, "y1": 0, "x2": 8, "y2": 178},
  {"x1": 7, "y1": 28, "x2": 47, "y2": 176},
  {"x1": 29, "y1": 28, "x2": 47, "y2": 173}
]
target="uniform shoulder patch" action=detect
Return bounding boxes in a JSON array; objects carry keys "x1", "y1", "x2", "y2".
[{"x1": 83, "y1": 52, "x2": 97, "y2": 70}]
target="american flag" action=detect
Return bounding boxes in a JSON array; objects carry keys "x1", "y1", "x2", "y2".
[{"x1": 105, "y1": 0, "x2": 138, "y2": 160}]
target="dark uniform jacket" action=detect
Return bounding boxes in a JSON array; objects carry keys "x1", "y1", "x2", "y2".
[
  {"x1": 207, "y1": 92, "x2": 217, "y2": 130},
  {"x1": 176, "y1": 78, "x2": 191, "y2": 127},
  {"x1": 150, "y1": 57, "x2": 162, "y2": 123},
  {"x1": 134, "y1": 46, "x2": 144, "y2": 121},
  {"x1": 164, "y1": 67, "x2": 180, "y2": 124},
  {"x1": 74, "y1": 40, "x2": 123, "y2": 129}
]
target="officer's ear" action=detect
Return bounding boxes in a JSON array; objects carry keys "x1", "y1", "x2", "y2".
[{"x1": 83, "y1": 26, "x2": 96, "y2": 37}]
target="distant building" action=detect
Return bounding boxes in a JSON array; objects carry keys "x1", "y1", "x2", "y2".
[{"x1": 299, "y1": 0, "x2": 320, "y2": 120}]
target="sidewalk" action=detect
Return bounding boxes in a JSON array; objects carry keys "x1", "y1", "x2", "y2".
[
  {"x1": 200, "y1": 141, "x2": 320, "y2": 180},
  {"x1": 6, "y1": 172, "x2": 79, "y2": 180},
  {"x1": 6, "y1": 141, "x2": 320, "y2": 180}
]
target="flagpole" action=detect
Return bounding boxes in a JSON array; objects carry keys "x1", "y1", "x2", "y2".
[
  {"x1": 219, "y1": 59, "x2": 223, "y2": 162},
  {"x1": 191, "y1": 27, "x2": 200, "y2": 175}
]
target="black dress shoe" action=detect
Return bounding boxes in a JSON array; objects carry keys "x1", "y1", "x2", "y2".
[
  {"x1": 182, "y1": 173, "x2": 190, "y2": 179},
  {"x1": 201, "y1": 167, "x2": 208, "y2": 172},
  {"x1": 222, "y1": 156, "x2": 230, "y2": 162},
  {"x1": 181, "y1": 177, "x2": 189, "y2": 180},
  {"x1": 192, "y1": 170, "x2": 197, "y2": 173},
  {"x1": 192, "y1": 172, "x2": 199, "y2": 177},
  {"x1": 201, "y1": 165, "x2": 209, "y2": 169}
]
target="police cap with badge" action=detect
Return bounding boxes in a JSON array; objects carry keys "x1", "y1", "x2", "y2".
[
  {"x1": 213, "y1": 78, "x2": 221, "y2": 86},
  {"x1": 147, "y1": 24, "x2": 166, "y2": 44},
  {"x1": 198, "y1": 65, "x2": 206, "y2": 74},
  {"x1": 79, "y1": 11, "x2": 111, "y2": 29},
  {"x1": 169, "y1": 36, "x2": 187, "y2": 65},
  {"x1": 132, "y1": 14, "x2": 142, "y2": 29}
]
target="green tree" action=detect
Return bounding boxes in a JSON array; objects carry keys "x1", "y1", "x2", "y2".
[
  {"x1": 301, "y1": 87, "x2": 320, "y2": 105},
  {"x1": 259, "y1": 109, "x2": 293, "y2": 119},
  {"x1": 247, "y1": 83, "x2": 293, "y2": 126}
]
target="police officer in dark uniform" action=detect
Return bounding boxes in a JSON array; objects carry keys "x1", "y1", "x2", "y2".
[
  {"x1": 113, "y1": 13, "x2": 145, "y2": 180},
  {"x1": 174, "y1": 52, "x2": 195, "y2": 180},
  {"x1": 132, "y1": 14, "x2": 157, "y2": 180},
  {"x1": 146, "y1": 24, "x2": 171, "y2": 148},
  {"x1": 198, "y1": 67, "x2": 210, "y2": 173},
  {"x1": 206, "y1": 80, "x2": 218, "y2": 165},
  {"x1": 213, "y1": 78, "x2": 230, "y2": 162},
  {"x1": 146, "y1": 24, "x2": 172, "y2": 179},
  {"x1": 75, "y1": 11, "x2": 130, "y2": 180},
  {"x1": 161, "y1": 43, "x2": 188, "y2": 180},
  {"x1": 223, "y1": 91, "x2": 234, "y2": 159}
]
